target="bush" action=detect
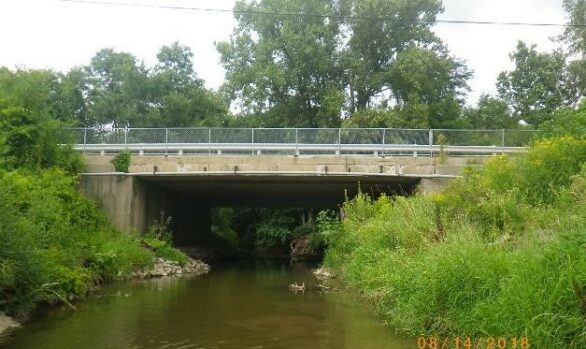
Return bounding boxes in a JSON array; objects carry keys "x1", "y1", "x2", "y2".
[
  {"x1": 111, "y1": 150, "x2": 132, "y2": 173},
  {"x1": 540, "y1": 107, "x2": 586, "y2": 139}
]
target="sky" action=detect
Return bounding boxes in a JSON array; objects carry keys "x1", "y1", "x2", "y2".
[{"x1": 0, "y1": 0, "x2": 568, "y2": 105}]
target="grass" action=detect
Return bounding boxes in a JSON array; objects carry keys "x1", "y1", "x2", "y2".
[{"x1": 321, "y1": 137, "x2": 586, "y2": 348}]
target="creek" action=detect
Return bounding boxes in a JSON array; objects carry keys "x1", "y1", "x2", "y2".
[{"x1": 1, "y1": 260, "x2": 412, "y2": 349}]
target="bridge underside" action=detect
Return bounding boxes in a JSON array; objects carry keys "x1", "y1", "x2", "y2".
[
  {"x1": 140, "y1": 174, "x2": 419, "y2": 207},
  {"x1": 80, "y1": 173, "x2": 430, "y2": 246}
]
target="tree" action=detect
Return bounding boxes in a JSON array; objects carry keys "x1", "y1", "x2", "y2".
[
  {"x1": 561, "y1": 0, "x2": 586, "y2": 55},
  {"x1": 217, "y1": 0, "x2": 344, "y2": 127},
  {"x1": 462, "y1": 95, "x2": 516, "y2": 129},
  {"x1": 388, "y1": 47, "x2": 471, "y2": 127},
  {"x1": 497, "y1": 42, "x2": 570, "y2": 126},
  {"x1": 84, "y1": 49, "x2": 150, "y2": 127},
  {"x1": 79, "y1": 44, "x2": 228, "y2": 128},
  {"x1": 342, "y1": 0, "x2": 445, "y2": 111},
  {"x1": 154, "y1": 42, "x2": 203, "y2": 92},
  {"x1": 149, "y1": 42, "x2": 229, "y2": 127},
  {"x1": 218, "y1": 0, "x2": 470, "y2": 128}
]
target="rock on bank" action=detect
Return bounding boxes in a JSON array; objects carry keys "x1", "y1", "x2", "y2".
[{"x1": 133, "y1": 257, "x2": 210, "y2": 278}]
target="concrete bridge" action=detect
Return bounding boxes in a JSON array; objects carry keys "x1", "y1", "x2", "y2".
[{"x1": 73, "y1": 127, "x2": 534, "y2": 245}]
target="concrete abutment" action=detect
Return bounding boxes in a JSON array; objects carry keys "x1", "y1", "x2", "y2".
[{"x1": 78, "y1": 155, "x2": 470, "y2": 245}]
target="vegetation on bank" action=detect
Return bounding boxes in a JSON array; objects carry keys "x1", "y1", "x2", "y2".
[
  {"x1": 0, "y1": 108, "x2": 188, "y2": 319},
  {"x1": 319, "y1": 135, "x2": 586, "y2": 348}
]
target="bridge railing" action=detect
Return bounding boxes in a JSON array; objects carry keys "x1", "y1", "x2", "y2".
[{"x1": 63, "y1": 127, "x2": 539, "y2": 156}]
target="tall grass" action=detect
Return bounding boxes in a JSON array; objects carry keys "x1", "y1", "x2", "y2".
[{"x1": 322, "y1": 137, "x2": 586, "y2": 348}]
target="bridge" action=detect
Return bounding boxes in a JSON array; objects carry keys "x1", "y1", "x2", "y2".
[{"x1": 72, "y1": 127, "x2": 536, "y2": 245}]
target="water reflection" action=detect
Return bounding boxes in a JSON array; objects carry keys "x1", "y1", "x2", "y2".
[{"x1": 2, "y1": 260, "x2": 412, "y2": 349}]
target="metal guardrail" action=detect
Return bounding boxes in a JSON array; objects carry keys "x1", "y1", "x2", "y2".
[{"x1": 62, "y1": 128, "x2": 538, "y2": 157}]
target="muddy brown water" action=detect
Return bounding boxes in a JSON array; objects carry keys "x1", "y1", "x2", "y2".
[{"x1": 0, "y1": 260, "x2": 413, "y2": 349}]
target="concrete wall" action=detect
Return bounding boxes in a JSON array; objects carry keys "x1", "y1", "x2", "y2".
[
  {"x1": 79, "y1": 175, "x2": 147, "y2": 234},
  {"x1": 83, "y1": 154, "x2": 485, "y2": 177}
]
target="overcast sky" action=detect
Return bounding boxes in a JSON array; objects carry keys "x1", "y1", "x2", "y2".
[{"x1": 0, "y1": 0, "x2": 568, "y2": 105}]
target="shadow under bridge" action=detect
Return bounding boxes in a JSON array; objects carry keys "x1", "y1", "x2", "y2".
[{"x1": 137, "y1": 173, "x2": 420, "y2": 246}]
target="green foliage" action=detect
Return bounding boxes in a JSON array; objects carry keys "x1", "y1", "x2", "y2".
[
  {"x1": 342, "y1": 109, "x2": 426, "y2": 128},
  {"x1": 0, "y1": 106, "x2": 82, "y2": 173},
  {"x1": 0, "y1": 170, "x2": 154, "y2": 317},
  {"x1": 461, "y1": 94, "x2": 517, "y2": 129},
  {"x1": 211, "y1": 208, "x2": 239, "y2": 247},
  {"x1": 321, "y1": 137, "x2": 586, "y2": 348},
  {"x1": 388, "y1": 47, "x2": 471, "y2": 127},
  {"x1": 218, "y1": 0, "x2": 470, "y2": 127},
  {"x1": 562, "y1": 0, "x2": 586, "y2": 55},
  {"x1": 110, "y1": 150, "x2": 132, "y2": 173},
  {"x1": 539, "y1": 106, "x2": 586, "y2": 139},
  {"x1": 497, "y1": 41, "x2": 582, "y2": 126},
  {"x1": 254, "y1": 209, "x2": 297, "y2": 248}
]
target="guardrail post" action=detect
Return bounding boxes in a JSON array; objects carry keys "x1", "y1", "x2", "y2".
[
  {"x1": 83, "y1": 128, "x2": 87, "y2": 154},
  {"x1": 124, "y1": 128, "x2": 128, "y2": 149}
]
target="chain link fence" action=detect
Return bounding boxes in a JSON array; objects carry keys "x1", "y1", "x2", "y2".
[{"x1": 63, "y1": 127, "x2": 539, "y2": 156}]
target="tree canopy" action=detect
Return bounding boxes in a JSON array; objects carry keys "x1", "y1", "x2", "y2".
[{"x1": 217, "y1": 0, "x2": 470, "y2": 128}]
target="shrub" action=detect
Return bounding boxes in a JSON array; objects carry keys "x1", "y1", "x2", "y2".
[{"x1": 111, "y1": 150, "x2": 131, "y2": 173}]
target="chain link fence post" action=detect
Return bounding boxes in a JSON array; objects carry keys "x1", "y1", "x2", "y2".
[
  {"x1": 208, "y1": 128, "x2": 212, "y2": 156},
  {"x1": 337, "y1": 128, "x2": 341, "y2": 156},
  {"x1": 429, "y1": 129, "x2": 434, "y2": 158},
  {"x1": 381, "y1": 128, "x2": 386, "y2": 157},
  {"x1": 501, "y1": 129, "x2": 505, "y2": 154},
  {"x1": 294, "y1": 128, "x2": 298, "y2": 156},
  {"x1": 252, "y1": 128, "x2": 255, "y2": 155},
  {"x1": 165, "y1": 128, "x2": 169, "y2": 155},
  {"x1": 83, "y1": 128, "x2": 87, "y2": 154},
  {"x1": 124, "y1": 128, "x2": 128, "y2": 149}
]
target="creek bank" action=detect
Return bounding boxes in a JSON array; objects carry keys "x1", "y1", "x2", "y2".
[{"x1": 0, "y1": 312, "x2": 19, "y2": 337}]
